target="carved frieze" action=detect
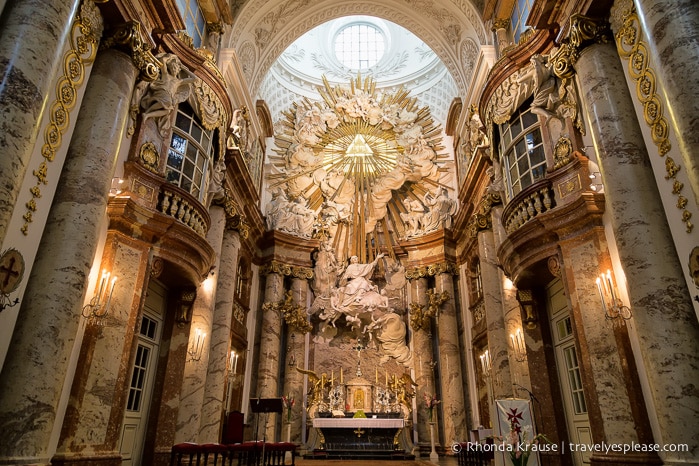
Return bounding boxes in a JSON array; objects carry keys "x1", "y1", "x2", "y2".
[{"x1": 405, "y1": 261, "x2": 459, "y2": 280}]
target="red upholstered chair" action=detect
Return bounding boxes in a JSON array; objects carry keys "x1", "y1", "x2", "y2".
[
  {"x1": 199, "y1": 443, "x2": 229, "y2": 466},
  {"x1": 264, "y1": 442, "x2": 296, "y2": 466},
  {"x1": 170, "y1": 442, "x2": 202, "y2": 466}
]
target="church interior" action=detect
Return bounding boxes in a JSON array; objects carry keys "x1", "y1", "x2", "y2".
[{"x1": 0, "y1": 0, "x2": 698, "y2": 465}]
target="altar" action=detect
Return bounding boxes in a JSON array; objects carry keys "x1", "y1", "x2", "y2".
[{"x1": 306, "y1": 416, "x2": 414, "y2": 459}]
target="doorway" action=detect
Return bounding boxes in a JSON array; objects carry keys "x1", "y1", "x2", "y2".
[
  {"x1": 119, "y1": 281, "x2": 166, "y2": 465},
  {"x1": 546, "y1": 278, "x2": 592, "y2": 465}
]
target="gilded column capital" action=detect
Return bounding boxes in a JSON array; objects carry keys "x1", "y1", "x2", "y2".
[
  {"x1": 550, "y1": 15, "x2": 612, "y2": 79},
  {"x1": 467, "y1": 192, "x2": 502, "y2": 237},
  {"x1": 223, "y1": 197, "x2": 250, "y2": 239},
  {"x1": 100, "y1": 21, "x2": 160, "y2": 81},
  {"x1": 405, "y1": 261, "x2": 459, "y2": 280},
  {"x1": 491, "y1": 18, "x2": 510, "y2": 31},
  {"x1": 260, "y1": 261, "x2": 314, "y2": 280}
]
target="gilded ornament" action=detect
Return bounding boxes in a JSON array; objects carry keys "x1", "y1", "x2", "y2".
[
  {"x1": 614, "y1": 2, "x2": 691, "y2": 233},
  {"x1": 672, "y1": 180, "x2": 684, "y2": 195},
  {"x1": 139, "y1": 142, "x2": 160, "y2": 172},
  {"x1": 22, "y1": 0, "x2": 102, "y2": 235},
  {"x1": 551, "y1": 15, "x2": 611, "y2": 80},
  {"x1": 553, "y1": 137, "x2": 574, "y2": 169},
  {"x1": 264, "y1": 290, "x2": 312, "y2": 334},
  {"x1": 665, "y1": 157, "x2": 680, "y2": 179},
  {"x1": 101, "y1": 22, "x2": 160, "y2": 82}
]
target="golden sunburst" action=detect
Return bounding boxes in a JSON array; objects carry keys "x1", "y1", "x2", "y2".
[{"x1": 268, "y1": 74, "x2": 450, "y2": 262}]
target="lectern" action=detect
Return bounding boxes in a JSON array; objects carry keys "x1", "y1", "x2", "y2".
[{"x1": 250, "y1": 398, "x2": 283, "y2": 464}]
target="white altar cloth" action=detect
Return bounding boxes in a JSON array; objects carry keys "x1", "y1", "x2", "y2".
[{"x1": 312, "y1": 418, "x2": 404, "y2": 428}]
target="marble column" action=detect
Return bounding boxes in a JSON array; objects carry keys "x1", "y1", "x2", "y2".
[
  {"x1": 409, "y1": 277, "x2": 433, "y2": 447},
  {"x1": 257, "y1": 269, "x2": 284, "y2": 440},
  {"x1": 434, "y1": 271, "x2": 467, "y2": 447},
  {"x1": 558, "y1": 231, "x2": 659, "y2": 464},
  {"x1": 280, "y1": 277, "x2": 309, "y2": 443},
  {"x1": 175, "y1": 287, "x2": 214, "y2": 443},
  {"x1": 575, "y1": 35, "x2": 699, "y2": 464},
  {"x1": 0, "y1": 0, "x2": 81, "y2": 243},
  {"x1": 199, "y1": 208, "x2": 239, "y2": 442},
  {"x1": 53, "y1": 234, "x2": 151, "y2": 465},
  {"x1": 175, "y1": 209, "x2": 224, "y2": 443},
  {"x1": 633, "y1": 0, "x2": 699, "y2": 203},
  {"x1": 491, "y1": 18, "x2": 511, "y2": 58},
  {"x1": 478, "y1": 228, "x2": 513, "y2": 400},
  {"x1": 0, "y1": 46, "x2": 137, "y2": 465}
]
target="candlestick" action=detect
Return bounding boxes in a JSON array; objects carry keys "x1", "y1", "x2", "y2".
[
  {"x1": 596, "y1": 277, "x2": 608, "y2": 314},
  {"x1": 385, "y1": 371, "x2": 388, "y2": 386},
  {"x1": 340, "y1": 367, "x2": 343, "y2": 384},
  {"x1": 606, "y1": 270, "x2": 617, "y2": 302},
  {"x1": 331, "y1": 370, "x2": 334, "y2": 386},
  {"x1": 375, "y1": 367, "x2": 378, "y2": 384}
]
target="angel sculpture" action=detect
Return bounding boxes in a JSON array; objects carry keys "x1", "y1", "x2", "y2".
[
  {"x1": 295, "y1": 366, "x2": 331, "y2": 406},
  {"x1": 133, "y1": 53, "x2": 197, "y2": 136}
]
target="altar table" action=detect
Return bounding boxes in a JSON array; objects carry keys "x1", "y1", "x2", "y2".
[{"x1": 305, "y1": 417, "x2": 414, "y2": 459}]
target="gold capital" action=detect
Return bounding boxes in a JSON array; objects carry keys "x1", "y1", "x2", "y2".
[
  {"x1": 550, "y1": 15, "x2": 612, "y2": 79},
  {"x1": 101, "y1": 21, "x2": 161, "y2": 81}
]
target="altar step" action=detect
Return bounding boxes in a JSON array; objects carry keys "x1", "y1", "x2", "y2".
[{"x1": 306, "y1": 449, "x2": 415, "y2": 460}]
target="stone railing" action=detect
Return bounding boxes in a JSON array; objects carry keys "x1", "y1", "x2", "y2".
[
  {"x1": 157, "y1": 187, "x2": 208, "y2": 237},
  {"x1": 503, "y1": 180, "x2": 556, "y2": 234}
]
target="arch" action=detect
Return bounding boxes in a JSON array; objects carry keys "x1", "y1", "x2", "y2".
[{"x1": 225, "y1": 0, "x2": 489, "y2": 97}]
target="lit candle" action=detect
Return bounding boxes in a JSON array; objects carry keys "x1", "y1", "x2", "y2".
[
  {"x1": 105, "y1": 276, "x2": 117, "y2": 310},
  {"x1": 97, "y1": 270, "x2": 108, "y2": 304},
  {"x1": 596, "y1": 277, "x2": 608, "y2": 314},
  {"x1": 606, "y1": 270, "x2": 617, "y2": 302}
]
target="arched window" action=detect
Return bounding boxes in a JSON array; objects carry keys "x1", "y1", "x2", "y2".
[
  {"x1": 334, "y1": 23, "x2": 386, "y2": 70},
  {"x1": 499, "y1": 103, "x2": 545, "y2": 200},
  {"x1": 166, "y1": 103, "x2": 213, "y2": 202}
]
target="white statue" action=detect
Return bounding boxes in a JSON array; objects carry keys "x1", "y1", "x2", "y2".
[
  {"x1": 313, "y1": 240, "x2": 340, "y2": 297},
  {"x1": 400, "y1": 198, "x2": 424, "y2": 237},
  {"x1": 366, "y1": 308, "x2": 412, "y2": 366},
  {"x1": 135, "y1": 53, "x2": 196, "y2": 136},
  {"x1": 420, "y1": 188, "x2": 458, "y2": 232}
]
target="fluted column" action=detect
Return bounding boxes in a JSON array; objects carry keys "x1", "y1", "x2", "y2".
[
  {"x1": 257, "y1": 266, "x2": 285, "y2": 440},
  {"x1": 434, "y1": 269, "x2": 467, "y2": 446},
  {"x1": 632, "y1": 0, "x2": 699, "y2": 203},
  {"x1": 409, "y1": 277, "x2": 433, "y2": 447},
  {"x1": 569, "y1": 17, "x2": 699, "y2": 464},
  {"x1": 0, "y1": 0, "x2": 84, "y2": 243},
  {"x1": 0, "y1": 45, "x2": 137, "y2": 465},
  {"x1": 478, "y1": 228, "x2": 513, "y2": 400},
  {"x1": 199, "y1": 206, "x2": 240, "y2": 442}
]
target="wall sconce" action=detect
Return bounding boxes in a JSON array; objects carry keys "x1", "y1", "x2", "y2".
[
  {"x1": 510, "y1": 328, "x2": 527, "y2": 362},
  {"x1": 82, "y1": 269, "x2": 117, "y2": 321},
  {"x1": 188, "y1": 328, "x2": 206, "y2": 362},
  {"x1": 175, "y1": 289, "x2": 197, "y2": 327},
  {"x1": 517, "y1": 289, "x2": 537, "y2": 329},
  {"x1": 479, "y1": 349, "x2": 492, "y2": 378},
  {"x1": 589, "y1": 172, "x2": 603, "y2": 192},
  {"x1": 110, "y1": 177, "x2": 125, "y2": 196},
  {"x1": 596, "y1": 270, "x2": 632, "y2": 321}
]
